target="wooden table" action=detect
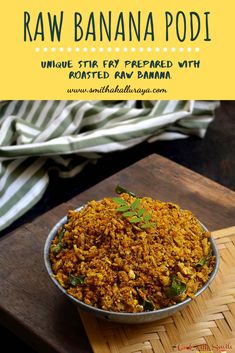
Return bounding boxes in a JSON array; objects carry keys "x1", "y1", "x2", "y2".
[{"x1": 0, "y1": 154, "x2": 235, "y2": 353}]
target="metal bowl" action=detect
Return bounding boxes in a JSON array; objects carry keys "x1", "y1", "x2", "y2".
[{"x1": 44, "y1": 206, "x2": 219, "y2": 324}]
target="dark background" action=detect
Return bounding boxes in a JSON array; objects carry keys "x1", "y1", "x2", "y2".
[{"x1": 1, "y1": 100, "x2": 235, "y2": 353}]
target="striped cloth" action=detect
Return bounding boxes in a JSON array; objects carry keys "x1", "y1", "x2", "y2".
[{"x1": 0, "y1": 100, "x2": 219, "y2": 232}]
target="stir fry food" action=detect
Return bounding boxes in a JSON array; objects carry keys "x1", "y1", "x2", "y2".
[{"x1": 49, "y1": 190, "x2": 215, "y2": 313}]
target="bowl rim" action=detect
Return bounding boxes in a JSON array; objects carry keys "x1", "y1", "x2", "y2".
[{"x1": 44, "y1": 205, "x2": 220, "y2": 317}]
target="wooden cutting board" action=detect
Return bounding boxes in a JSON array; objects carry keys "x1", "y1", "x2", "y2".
[{"x1": 0, "y1": 154, "x2": 235, "y2": 353}]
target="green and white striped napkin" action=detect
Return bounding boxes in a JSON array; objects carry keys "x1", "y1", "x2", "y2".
[{"x1": 0, "y1": 100, "x2": 218, "y2": 232}]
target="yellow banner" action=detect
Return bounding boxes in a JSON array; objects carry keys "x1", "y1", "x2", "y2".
[{"x1": 0, "y1": 0, "x2": 234, "y2": 99}]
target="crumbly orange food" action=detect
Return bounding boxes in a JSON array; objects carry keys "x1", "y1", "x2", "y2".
[{"x1": 49, "y1": 194, "x2": 215, "y2": 313}]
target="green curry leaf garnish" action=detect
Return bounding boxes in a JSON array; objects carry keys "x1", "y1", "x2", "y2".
[
  {"x1": 131, "y1": 198, "x2": 141, "y2": 210},
  {"x1": 52, "y1": 227, "x2": 66, "y2": 254},
  {"x1": 135, "y1": 287, "x2": 155, "y2": 311},
  {"x1": 69, "y1": 275, "x2": 85, "y2": 287},
  {"x1": 113, "y1": 196, "x2": 156, "y2": 229},
  {"x1": 123, "y1": 211, "x2": 136, "y2": 217},
  {"x1": 137, "y1": 208, "x2": 145, "y2": 217},
  {"x1": 112, "y1": 197, "x2": 128, "y2": 206},
  {"x1": 196, "y1": 257, "x2": 207, "y2": 266},
  {"x1": 143, "y1": 299, "x2": 155, "y2": 311},
  {"x1": 196, "y1": 250, "x2": 212, "y2": 267},
  {"x1": 115, "y1": 185, "x2": 136, "y2": 197},
  {"x1": 165, "y1": 276, "x2": 186, "y2": 298},
  {"x1": 116, "y1": 205, "x2": 129, "y2": 212}
]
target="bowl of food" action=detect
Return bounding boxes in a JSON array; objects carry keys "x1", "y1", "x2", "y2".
[{"x1": 44, "y1": 187, "x2": 219, "y2": 324}]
